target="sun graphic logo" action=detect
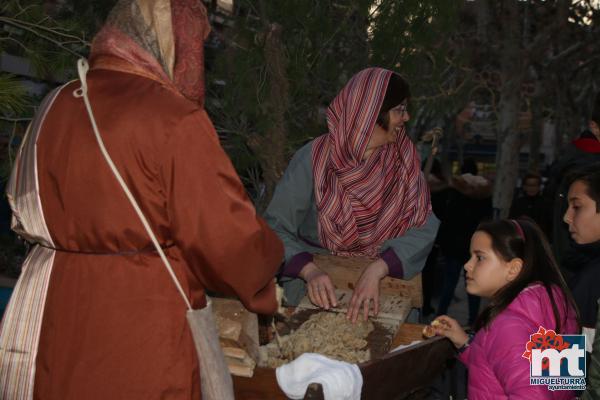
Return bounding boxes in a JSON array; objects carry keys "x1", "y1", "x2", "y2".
[{"x1": 522, "y1": 326, "x2": 586, "y2": 391}]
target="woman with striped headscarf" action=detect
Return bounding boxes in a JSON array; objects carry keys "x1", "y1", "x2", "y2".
[{"x1": 265, "y1": 68, "x2": 439, "y2": 322}]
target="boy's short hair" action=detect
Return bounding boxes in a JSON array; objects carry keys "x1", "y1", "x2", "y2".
[
  {"x1": 522, "y1": 172, "x2": 541, "y2": 186},
  {"x1": 565, "y1": 163, "x2": 600, "y2": 212}
]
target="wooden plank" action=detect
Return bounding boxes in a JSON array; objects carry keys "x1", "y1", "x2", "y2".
[
  {"x1": 233, "y1": 369, "x2": 325, "y2": 400},
  {"x1": 314, "y1": 254, "x2": 423, "y2": 308},
  {"x1": 221, "y1": 340, "x2": 249, "y2": 360},
  {"x1": 212, "y1": 297, "x2": 260, "y2": 377},
  {"x1": 233, "y1": 367, "x2": 287, "y2": 400},
  {"x1": 233, "y1": 323, "x2": 454, "y2": 400},
  {"x1": 359, "y1": 324, "x2": 455, "y2": 399},
  {"x1": 226, "y1": 356, "x2": 255, "y2": 378},
  {"x1": 391, "y1": 323, "x2": 430, "y2": 348},
  {"x1": 296, "y1": 288, "x2": 411, "y2": 322},
  {"x1": 304, "y1": 383, "x2": 325, "y2": 400}
]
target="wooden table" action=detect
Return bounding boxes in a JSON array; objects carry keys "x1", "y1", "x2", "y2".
[
  {"x1": 360, "y1": 324, "x2": 455, "y2": 399},
  {"x1": 233, "y1": 255, "x2": 454, "y2": 399},
  {"x1": 233, "y1": 323, "x2": 455, "y2": 400}
]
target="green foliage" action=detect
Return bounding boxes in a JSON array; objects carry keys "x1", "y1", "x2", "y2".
[
  {"x1": 207, "y1": 0, "x2": 372, "y2": 163},
  {"x1": 0, "y1": 0, "x2": 104, "y2": 185},
  {"x1": 0, "y1": 74, "x2": 27, "y2": 116},
  {"x1": 369, "y1": 0, "x2": 470, "y2": 126},
  {"x1": 0, "y1": 0, "x2": 91, "y2": 78},
  {"x1": 207, "y1": 0, "x2": 468, "y2": 195},
  {"x1": 0, "y1": 0, "x2": 116, "y2": 116},
  {"x1": 0, "y1": 0, "x2": 100, "y2": 128},
  {"x1": 56, "y1": 0, "x2": 117, "y2": 35},
  {"x1": 0, "y1": 74, "x2": 28, "y2": 184}
]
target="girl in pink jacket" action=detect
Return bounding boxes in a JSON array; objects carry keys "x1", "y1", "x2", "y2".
[{"x1": 434, "y1": 218, "x2": 580, "y2": 399}]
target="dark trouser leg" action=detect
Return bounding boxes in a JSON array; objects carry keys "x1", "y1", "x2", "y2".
[
  {"x1": 436, "y1": 256, "x2": 462, "y2": 316},
  {"x1": 422, "y1": 245, "x2": 439, "y2": 315}
]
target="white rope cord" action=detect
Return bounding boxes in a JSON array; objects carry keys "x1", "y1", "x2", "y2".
[{"x1": 73, "y1": 58, "x2": 192, "y2": 311}]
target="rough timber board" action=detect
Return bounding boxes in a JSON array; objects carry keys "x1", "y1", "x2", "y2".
[
  {"x1": 313, "y1": 254, "x2": 423, "y2": 308},
  {"x1": 360, "y1": 333, "x2": 455, "y2": 399},
  {"x1": 212, "y1": 297, "x2": 260, "y2": 368},
  {"x1": 232, "y1": 324, "x2": 455, "y2": 400},
  {"x1": 296, "y1": 288, "x2": 411, "y2": 322}
]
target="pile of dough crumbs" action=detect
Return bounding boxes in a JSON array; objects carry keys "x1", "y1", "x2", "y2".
[{"x1": 258, "y1": 312, "x2": 374, "y2": 368}]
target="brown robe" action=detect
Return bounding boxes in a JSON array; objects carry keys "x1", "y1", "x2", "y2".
[{"x1": 10, "y1": 67, "x2": 282, "y2": 398}]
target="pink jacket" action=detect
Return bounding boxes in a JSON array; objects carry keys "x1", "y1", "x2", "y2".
[{"x1": 458, "y1": 284, "x2": 579, "y2": 399}]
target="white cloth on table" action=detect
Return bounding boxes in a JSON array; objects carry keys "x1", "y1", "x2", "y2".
[{"x1": 275, "y1": 353, "x2": 362, "y2": 400}]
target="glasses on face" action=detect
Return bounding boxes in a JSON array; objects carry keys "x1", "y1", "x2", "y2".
[{"x1": 391, "y1": 103, "x2": 408, "y2": 114}]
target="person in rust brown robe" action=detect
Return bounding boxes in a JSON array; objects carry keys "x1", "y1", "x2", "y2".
[{"x1": 0, "y1": 0, "x2": 283, "y2": 399}]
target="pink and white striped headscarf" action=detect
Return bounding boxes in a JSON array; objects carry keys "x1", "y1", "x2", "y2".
[{"x1": 312, "y1": 67, "x2": 431, "y2": 257}]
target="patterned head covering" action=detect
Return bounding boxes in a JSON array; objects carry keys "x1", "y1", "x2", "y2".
[
  {"x1": 90, "y1": 0, "x2": 210, "y2": 106},
  {"x1": 312, "y1": 67, "x2": 431, "y2": 257}
]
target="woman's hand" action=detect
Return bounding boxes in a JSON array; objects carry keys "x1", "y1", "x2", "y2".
[
  {"x1": 347, "y1": 259, "x2": 388, "y2": 323},
  {"x1": 432, "y1": 315, "x2": 469, "y2": 349},
  {"x1": 298, "y1": 262, "x2": 337, "y2": 309}
]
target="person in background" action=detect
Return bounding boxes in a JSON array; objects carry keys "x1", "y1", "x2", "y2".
[
  {"x1": 562, "y1": 164, "x2": 600, "y2": 336},
  {"x1": 434, "y1": 218, "x2": 579, "y2": 399},
  {"x1": 0, "y1": 1, "x2": 283, "y2": 398},
  {"x1": 265, "y1": 68, "x2": 439, "y2": 323},
  {"x1": 544, "y1": 94, "x2": 600, "y2": 272},
  {"x1": 510, "y1": 172, "x2": 546, "y2": 231},
  {"x1": 436, "y1": 158, "x2": 492, "y2": 325},
  {"x1": 562, "y1": 164, "x2": 600, "y2": 399},
  {"x1": 421, "y1": 159, "x2": 446, "y2": 316}
]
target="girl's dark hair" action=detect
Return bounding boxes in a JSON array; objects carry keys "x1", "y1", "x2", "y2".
[
  {"x1": 376, "y1": 73, "x2": 410, "y2": 130},
  {"x1": 473, "y1": 218, "x2": 579, "y2": 333}
]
